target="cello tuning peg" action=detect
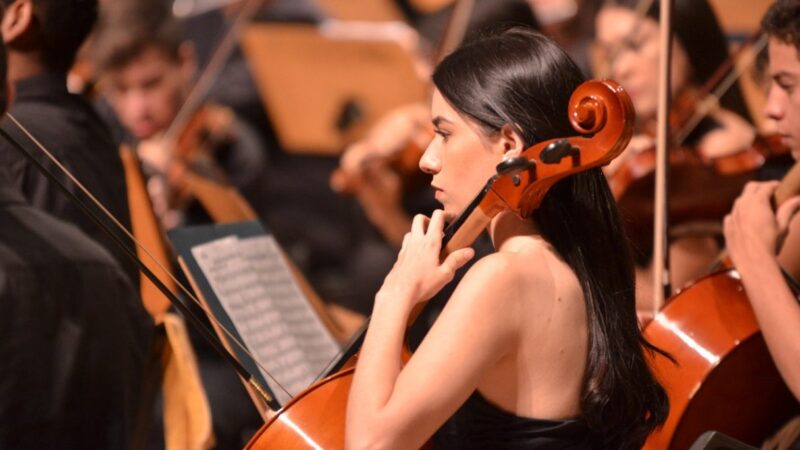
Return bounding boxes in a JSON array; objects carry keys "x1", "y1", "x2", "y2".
[
  {"x1": 540, "y1": 139, "x2": 580, "y2": 165},
  {"x1": 496, "y1": 156, "x2": 535, "y2": 177}
]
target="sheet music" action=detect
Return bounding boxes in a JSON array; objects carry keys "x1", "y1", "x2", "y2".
[{"x1": 191, "y1": 235, "x2": 339, "y2": 405}]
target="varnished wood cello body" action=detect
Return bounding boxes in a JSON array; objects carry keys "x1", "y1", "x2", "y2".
[
  {"x1": 642, "y1": 269, "x2": 800, "y2": 449},
  {"x1": 643, "y1": 163, "x2": 800, "y2": 449},
  {"x1": 244, "y1": 78, "x2": 635, "y2": 449}
]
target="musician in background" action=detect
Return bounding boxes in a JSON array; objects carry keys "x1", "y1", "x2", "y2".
[
  {"x1": 92, "y1": 0, "x2": 269, "y2": 228},
  {"x1": 0, "y1": 0, "x2": 140, "y2": 286},
  {"x1": 725, "y1": 0, "x2": 800, "y2": 411},
  {"x1": 0, "y1": 8, "x2": 152, "y2": 448},
  {"x1": 594, "y1": 0, "x2": 758, "y2": 311},
  {"x1": 91, "y1": 4, "x2": 270, "y2": 448}
]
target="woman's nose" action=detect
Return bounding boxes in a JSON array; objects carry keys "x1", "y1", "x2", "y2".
[{"x1": 419, "y1": 141, "x2": 441, "y2": 175}]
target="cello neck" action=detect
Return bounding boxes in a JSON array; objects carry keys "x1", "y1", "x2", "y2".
[
  {"x1": 440, "y1": 175, "x2": 503, "y2": 259},
  {"x1": 323, "y1": 175, "x2": 505, "y2": 378}
]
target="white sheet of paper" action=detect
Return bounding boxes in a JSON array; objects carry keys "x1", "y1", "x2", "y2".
[{"x1": 192, "y1": 235, "x2": 339, "y2": 405}]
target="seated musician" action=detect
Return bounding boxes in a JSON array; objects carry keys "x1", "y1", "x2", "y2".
[
  {"x1": 346, "y1": 28, "x2": 668, "y2": 449},
  {"x1": 92, "y1": 2, "x2": 269, "y2": 228},
  {"x1": 0, "y1": 18, "x2": 152, "y2": 449},
  {"x1": 724, "y1": 0, "x2": 800, "y2": 415},
  {"x1": 594, "y1": 0, "x2": 759, "y2": 310},
  {"x1": 0, "y1": 0, "x2": 139, "y2": 286}
]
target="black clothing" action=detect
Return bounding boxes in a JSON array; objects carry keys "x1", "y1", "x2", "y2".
[
  {"x1": 0, "y1": 72, "x2": 138, "y2": 286},
  {"x1": 0, "y1": 182, "x2": 152, "y2": 449},
  {"x1": 435, "y1": 391, "x2": 599, "y2": 450}
]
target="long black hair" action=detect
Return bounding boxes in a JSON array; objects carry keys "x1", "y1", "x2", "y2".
[
  {"x1": 432, "y1": 27, "x2": 668, "y2": 449},
  {"x1": 606, "y1": 0, "x2": 753, "y2": 123}
]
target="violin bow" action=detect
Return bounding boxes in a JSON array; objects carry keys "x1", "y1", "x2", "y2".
[
  {"x1": 652, "y1": 0, "x2": 673, "y2": 314},
  {"x1": 173, "y1": 0, "x2": 243, "y2": 19},
  {"x1": 0, "y1": 113, "x2": 289, "y2": 412},
  {"x1": 163, "y1": 0, "x2": 270, "y2": 146},
  {"x1": 432, "y1": 0, "x2": 475, "y2": 64},
  {"x1": 672, "y1": 32, "x2": 768, "y2": 147}
]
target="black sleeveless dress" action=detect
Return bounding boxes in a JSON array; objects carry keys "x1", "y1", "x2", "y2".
[{"x1": 434, "y1": 391, "x2": 601, "y2": 449}]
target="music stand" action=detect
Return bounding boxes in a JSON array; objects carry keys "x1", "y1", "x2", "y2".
[{"x1": 240, "y1": 23, "x2": 427, "y2": 155}]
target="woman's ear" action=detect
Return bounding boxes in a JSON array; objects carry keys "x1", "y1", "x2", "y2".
[
  {"x1": 498, "y1": 123, "x2": 524, "y2": 158},
  {"x1": 1, "y1": 0, "x2": 35, "y2": 46}
]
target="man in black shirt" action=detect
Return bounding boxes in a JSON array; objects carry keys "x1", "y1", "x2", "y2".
[
  {"x1": 0, "y1": 0, "x2": 139, "y2": 286},
  {"x1": 0, "y1": 10, "x2": 152, "y2": 447},
  {"x1": 0, "y1": 176, "x2": 152, "y2": 449}
]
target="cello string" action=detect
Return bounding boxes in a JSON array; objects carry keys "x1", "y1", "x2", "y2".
[{"x1": 5, "y1": 113, "x2": 293, "y2": 403}]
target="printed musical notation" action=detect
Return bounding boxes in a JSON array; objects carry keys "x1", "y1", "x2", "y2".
[{"x1": 192, "y1": 234, "x2": 339, "y2": 405}]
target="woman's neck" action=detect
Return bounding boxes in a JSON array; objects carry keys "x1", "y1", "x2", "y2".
[{"x1": 488, "y1": 210, "x2": 542, "y2": 252}]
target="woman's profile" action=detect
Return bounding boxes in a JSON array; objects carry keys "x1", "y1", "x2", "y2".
[{"x1": 346, "y1": 27, "x2": 668, "y2": 449}]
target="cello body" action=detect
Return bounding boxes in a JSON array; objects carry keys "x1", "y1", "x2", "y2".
[
  {"x1": 643, "y1": 268, "x2": 800, "y2": 449},
  {"x1": 244, "y1": 369, "x2": 355, "y2": 449}
]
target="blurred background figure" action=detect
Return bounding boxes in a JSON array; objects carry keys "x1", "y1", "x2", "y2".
[{"x1": 593, "y1": 0, "x2": 783, "y2": 313}]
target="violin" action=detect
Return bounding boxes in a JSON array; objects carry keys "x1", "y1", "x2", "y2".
[
  {"x1": 608, "y1": 84, "x2": 792, "y2": 254},
  {"x1": 164, "y1": 104, "x2": 239, "y2": 215},
  {"x1": 641, "y1": 160, "x2": 800, "y2": 449},
  {"x1": 329, "y1": 132, "x2": 430, "y2": 196},
  {"x1": 243, "y1": 79, "x2": 635, "y2": 449}
]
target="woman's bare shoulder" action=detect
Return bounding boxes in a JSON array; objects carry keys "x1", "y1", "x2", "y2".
[{"x1": 454, "y1": 238, "x2": 565, "y2": 308}]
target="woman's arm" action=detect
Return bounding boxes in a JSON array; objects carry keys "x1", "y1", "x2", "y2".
[
  {"x1": 724, "y1": 181, "x2": 800, "y2": 400},
  {"x1": 346, "y1": 212, "x2": 526, "y2": 449}
]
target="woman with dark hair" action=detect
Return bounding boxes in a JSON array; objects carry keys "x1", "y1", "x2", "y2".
[
  {"x1": 345, "y1": 27, "x2": 668, "y2": 449},
  {"x1": 595, "y1": 0, "x2": 758, "y2": 309}
]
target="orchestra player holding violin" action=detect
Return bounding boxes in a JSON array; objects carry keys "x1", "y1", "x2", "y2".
[
  {"x1": 594, "y1": 0, "x2": 760, "y2": 310},
  {"x1": 91, "y1": 1, "x2": 269, "y2": 229},
  {"x1": 725, "y1": 0, "x2": 800, "y2": 418},
  {"x1": 91, "y1": 5, "x2": 272, "y2": 447},
  {"x1": 346, "y1": 28, "x2": 667, "y2": 449}
]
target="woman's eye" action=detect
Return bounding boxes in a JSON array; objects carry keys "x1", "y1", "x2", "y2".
[{"x1": 434, "y1": 129, "x2": 450, "y2": 141}]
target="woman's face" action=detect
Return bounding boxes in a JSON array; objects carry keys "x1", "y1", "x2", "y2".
[
  {"x1": 595, "y1": 6, "x2": 692, "y2": 123},
  {"x1": 419, "y1": 89, "x2": 509, "y2": 222}
]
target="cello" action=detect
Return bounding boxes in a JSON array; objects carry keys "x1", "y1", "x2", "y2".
[
  {"x1": 641, "y1": 161, "x2": 800, "y2": 449},
  {"x1": 639, "y1": 0, "x2": 800, "y2": 445},
  {"x1": 244, "y1": 78, "x2": 635, "y2": 449}
]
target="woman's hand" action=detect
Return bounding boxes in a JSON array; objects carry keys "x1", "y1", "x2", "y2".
[
  {"x1": 378, "y1": 210, "x2": 475, "y2": 305},
  {"x1": 724, "y1": 181, "x2": 800, "y2": 265}
]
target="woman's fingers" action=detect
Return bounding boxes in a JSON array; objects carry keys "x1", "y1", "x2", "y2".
[
  {"x1": 440, "y1": 247, "x2": 475, "y2": 277},
  {"x1": 411, "y1": 213, "x2": 429, "y2": 235}
]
